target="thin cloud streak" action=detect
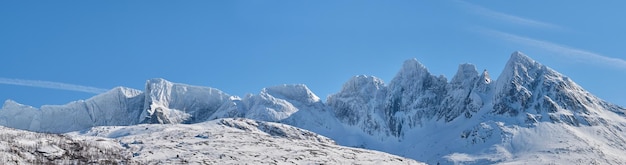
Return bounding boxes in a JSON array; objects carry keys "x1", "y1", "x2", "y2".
[
  {"x1": 0, "y1": 78, "x2": 108, "y2": 94},
  {"x1": 458, "y1": 1, "x2": 561, "y2": 30},
  {"x1": 483, "y1": 29, "x2": 626, "y2": 69}
]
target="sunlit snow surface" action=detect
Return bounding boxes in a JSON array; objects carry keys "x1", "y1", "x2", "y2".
[
  {"x1": 0, "y1": 126, "x2": 129, "y2": 164},
  {"x1": 2, "y1": 52, "x2": 626, "y2": 164},
  {"x1": 69, "y1": 118, "x2": 423, "y2": 164}
]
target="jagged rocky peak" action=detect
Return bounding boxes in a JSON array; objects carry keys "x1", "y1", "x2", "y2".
[
  {"x1": 494, "y1": 51, "x2": 546, "y2": 93},
  {"x1": 497, "y1": 51, "x2": 546, "y2": 85},
  {"x1": 451, "y1": 63, "x2": 479, "y2": 85},
  {"x1": 472, "y1": 69, "x2": 492, "y2": 93},
  {"x1": 388, "y1": 58, "x2": 447, "y2": 93},
  {"x1": 336, "y1": 75, "x2": 385, "y2": 96},
  {"x1": 479, "y1": 69, "x2": 491, "y2": 84},
  {"x1": 393, "y1": 58, "x2": 430, "y2": 82},
  {"x1": 491, "y1": 51, "x2": 622, "y2": 126},
  {"x1": 439, "y1": 64, "x2": 490, "y2": 122},
  {"x1": 493, "y1": 51, "x2": 553, "y2": 116}
]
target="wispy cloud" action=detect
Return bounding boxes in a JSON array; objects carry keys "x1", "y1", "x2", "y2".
[
  {"x1": 0, "y1": 78, "x2": 108, "y2": 94},
  {"x1": 457, "y1": 1, "x2": 561, "y2": 30},
  {"x1": 482, "y1": 29, "x2": 626, "y2": 69}
]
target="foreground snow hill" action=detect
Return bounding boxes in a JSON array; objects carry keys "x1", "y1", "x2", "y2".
[
  {"x1": 0, "y1": 125, "x2": 131, "y2": 164},
  {"x1": 68, "y1": 118, "x2": 423, "y2": 164},
  {"x1": 2, "y1": 51, "x2": 626, "y2": 164},
  {"x1": 0, "y1": 118, "x2": 421, "y2": 164}
]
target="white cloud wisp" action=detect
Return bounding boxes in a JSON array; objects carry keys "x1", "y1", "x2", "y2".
[
  {"x1": 458, "y1": 1, "x2": 561, "y2": 30},
  {"x1": 0, "y1": 78, "x2": 108, "y2": 94},
  {"x1": 483, "y1": 29, "x2": 626, "y2": 70}
]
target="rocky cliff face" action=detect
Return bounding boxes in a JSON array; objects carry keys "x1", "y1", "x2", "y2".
[{"x1": 141, "y1": 78, "x2": 232, "y2": 124}]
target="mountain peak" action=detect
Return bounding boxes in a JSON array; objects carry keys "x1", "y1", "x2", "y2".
[
  {"x1": 401, "y1": 58, "x2": 427, "y2": 73},
  {"x1": 341, "y1": 75, "x2": 385, "y2": 93},
  {"x1": 505, "y1": 51, "x2": 537, "y2": 68},
  {"x1": 263, "y1": 84, "x2": 321, "y2": 103},
  {"x1": 391, "y1": 58, "x2": 433, "y2": 86},
  {"x1": 478, "y1": 69, "x2": 491, "y2": 84},
  {"x1": 451, "y1": 63, "x2": 479, "y2": 84},
  {"x1": 497, "y1": 51, "x2": 545, "y2": 86},
  {"x1": 510, "y1": 51, "x2": 530, "y2": 61}
]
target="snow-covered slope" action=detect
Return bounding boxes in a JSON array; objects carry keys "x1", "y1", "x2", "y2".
[
  {"x1": 0, "y1": 118, "x2": 422, "y2": 164},
  {"x1": 1, "y1": 51, "x2": 626, "y2": 164},
  {"x1": 0, "y1": 87, "x2": 144, "y2": 133},
  {"x1": 70, "y1": 118, "x2": 423, "y2": 164},
  {"x1": 0, "y1": 125, "x2": 131, "y2": 164}
]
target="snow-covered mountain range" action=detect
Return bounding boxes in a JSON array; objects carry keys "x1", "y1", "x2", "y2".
[{"x1": 2, "y1": 51, "x2": 625, "y2": 164}]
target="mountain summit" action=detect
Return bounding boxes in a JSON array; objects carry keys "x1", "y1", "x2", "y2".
[{"x1": 1, "y1": 51, "x2": 625, "y2": 164}]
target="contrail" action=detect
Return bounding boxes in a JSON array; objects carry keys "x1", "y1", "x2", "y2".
[{"x1": 0, "y1": 78, "x2": 109, "y2": 94}]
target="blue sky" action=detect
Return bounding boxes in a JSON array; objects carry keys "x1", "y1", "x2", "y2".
[{"x1": 1, "y1": 1, "x2": 625, "y2": 107}]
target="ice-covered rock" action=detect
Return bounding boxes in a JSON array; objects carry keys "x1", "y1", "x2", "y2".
[
  {"x1": 384, "y1": 58, "x2": 448, "y2": 137},
  {"x1": 141, "y1": 78, "x2": 231, "y2": 124},
  {"x1": 439, "y1": 63, "x2": 489, "y2": 122},
  {"x1": 327, "y1": 75, "x2": 388, "y2": 136},
  {"x1": 492, "y1": 51, "x2": 625, "y2": 126}
]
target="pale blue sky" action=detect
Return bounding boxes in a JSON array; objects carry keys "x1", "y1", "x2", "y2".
[{"x1": 1, "y1": 1, "x2": 625, "y2": 107}]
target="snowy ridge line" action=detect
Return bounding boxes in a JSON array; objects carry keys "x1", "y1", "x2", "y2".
[{"x1": 1, "y1": 51, "x2": 626, "y2": 164}]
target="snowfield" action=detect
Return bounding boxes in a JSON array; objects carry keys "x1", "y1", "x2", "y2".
[
  {"x1": 0, "y1": 126, "x2": 130, "y2": 164},
  {"x1": 69, "y1": 118, "x2": 423, "y2": 164},
  {"x1": 0, "y1": 118, "x2": 422, "y2": 164}
]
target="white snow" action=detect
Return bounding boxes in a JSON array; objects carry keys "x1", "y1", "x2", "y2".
[
  {"x1": 1, "y1": 51, "x2": 625, "y2": 164},
  {"x1": 69, "y1": 118, "x2": 424, "y2": 164}
]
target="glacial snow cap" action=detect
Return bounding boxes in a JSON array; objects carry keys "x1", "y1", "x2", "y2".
[
  {"x1": 263, "y1": 84, "x2": 321, "y2": 103},
  {"x1": 2, "y1": 99, "x2": 35, "y2": 110},
  {"x1": 103, "y1": 86, "x2": 143, "y2": 98},
  {"x1": 342, "y1": 75, "x2": 385, "y2": 92}
]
